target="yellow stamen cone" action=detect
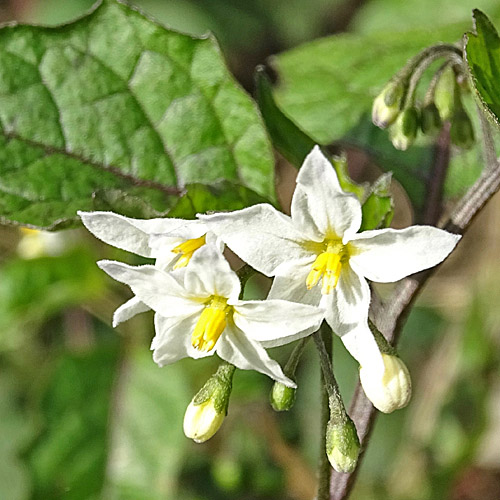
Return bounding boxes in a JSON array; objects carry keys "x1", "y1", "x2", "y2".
[{"x1": 191, "y1": 297, "x2": 229, "y2": 351}]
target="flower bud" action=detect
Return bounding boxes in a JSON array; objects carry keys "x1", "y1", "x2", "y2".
[
  {"x1": 359, "y1": 353, "x2": 412, "y2": 413},
  {"x1": 389, "y1": 107, "x2": 419, "y2": 151},
  {"x1": 420, "y1": 103, "x2": 442, "y2": 136},
  {"x1": 450, "y1": 109, "x2": 475, "y2": 149},
  {"x1": 183, "y1": 363, "x2": 235, "y2": 443},
  {"x1": 270, "y1": 381, "x2": 296, "y2": 411},
  {"x1": 372, "y1": 81, "x2": 405, "y2": 129},
  {"x1": 183, "y1": 398, "x2": 225, "y2": 443},
  {"x1": 326, "y1": 416, "x2": 360, "y2": 473},
  {"x1": 434, "y1": 66, "x2": 456, "y2": 121}
]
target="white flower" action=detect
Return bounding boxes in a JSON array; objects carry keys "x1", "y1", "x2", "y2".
[
  {"x1": 98, "y1": 245, "x2": 325, "y2": 387},
  {"x1": 78, "y1": 210, "x2": 220, "y2": 326},
  {"x1": 200, "y1": 146, "x2": 461, "y2": 374}
]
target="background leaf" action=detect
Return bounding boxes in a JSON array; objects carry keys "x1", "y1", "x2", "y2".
[
  {"x1": 0, "y1": 0, "x2": 275, "y2": 229},
  {"x1": 103, "y1": 351, "x2": 191, "y2": 500},
  {"x1": 464, "y1": 10, "x2": 500, "y2": 128}
]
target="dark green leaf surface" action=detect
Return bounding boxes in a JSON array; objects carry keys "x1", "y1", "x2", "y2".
[
  {"x1": 0, "y1": 0, "x2": 274, "y2": 228},
  {"x1": 464, "y1": 10, "x2": 500, "y2": 128}
]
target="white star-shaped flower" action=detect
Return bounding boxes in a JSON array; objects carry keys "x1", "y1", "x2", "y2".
[
  {"x1": 98, "y1": 245, "x2": 325, "y2": 387},
  {"x1": 78, "y1": 210, "x2": 219, "y2": 326},
  {"x1": 200, "y1": 146, "x2": 461, "y2": 374}
]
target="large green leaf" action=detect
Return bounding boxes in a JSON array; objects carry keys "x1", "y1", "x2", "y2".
[
  {"x1": 0, "y1": 0, "x2": 274, "y2": 229},
  {"x1": 464, "y1": 10, "x2": 500, "y2": 128}
]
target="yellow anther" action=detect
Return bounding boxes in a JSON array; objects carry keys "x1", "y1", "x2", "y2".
[
  {"x1": 306, "y1": 253, "x2": 330, "y2": 290},
  {"x1": 321, "y1": 253, "x2": 342, "y2": 294},
  {"x1": 191, "y1": 296, "x2": 229, "y2": 351},
  {"x1": 305, "y1": 240, "x2": 344, "y2": 295},
  {"x1": 172, "y1": 234, "x2": 206, "y2": 269}
]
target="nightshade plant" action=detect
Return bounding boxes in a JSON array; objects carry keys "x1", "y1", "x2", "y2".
[{"x1": 3, "y1": 1, "x2": 500, "y2": 498}]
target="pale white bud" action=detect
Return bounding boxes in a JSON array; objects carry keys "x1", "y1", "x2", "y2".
[
  {"x1": 360, "y1": 353, "x2": 412, "y2": 413},
  {"x1": 372, "y1": 82, "x2": 404, "y2": 129},
  {"x1": 183, "y1": 398, "x2": 225, "y2": 443}
]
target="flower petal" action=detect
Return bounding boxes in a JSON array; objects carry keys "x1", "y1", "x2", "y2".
[
  {"x1": 321, "y1": 265, "x2": 384, "y2": 374},
  {"x1": 217, "y1": 322, "x2": 296, "y2": 387},
  {"x1": 339, "y1": 325, "x2": 385, "y2": 375},
  {"x1": 322, "y1": 264, "x2": 370, "y2": 336},
  {"x1": 200, "y1": 204, "x2": 312, "y2": 276},
  {"x1": 98, "y1": 260, "x2": 203, "y2": 317},
  {"x1": 294, "y1": 146, "x2": 362, "y2": 240},
  {"x1": 349, "y1": 226, "x2": 461, "y2": 283},
  {"x1": 290, "y1": 186, "x2": 324, "y2": 242},
  {"x1": 232, "y1": 299, "x2": 324, "y2": 348},
  {"x1": 113, "y1": 296, "x2": 150, "y2": 327},
  {"x1": 184, "y1": 245, "x2": 241, "y2": 301},
  {"x1": 152, "y1": 313, "x2": 212, "y2": 366},
  {"x1": 78, "y1": 211, "x2": 192, "y2": 257},
  {"x1": 268, "y1": 258, "x2": 321, "y2": 305}
]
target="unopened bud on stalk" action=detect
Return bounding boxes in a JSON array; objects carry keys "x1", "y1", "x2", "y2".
[
  {"x1": 270, "y1": 382, "x2": 296, "y2": 411},
  {"x1": 372, "y1": 81, "x2": 405, "y2": 129},
  {"x1": 326, "y1": 415, "x2": 360, "y2": 473},
  {"x1": 183, "y1": 363, "x2": 235, "y2": 443},
  {"x1": 434, "y1": 66, "x2": 457, "y2": 121},
  {"x1": 420, "y1": 103, "x2": 442, "y2": 136},
  {"x1": 359, "y1": 353, "x2": 412, "y2": 413},
  {"x1": 389, "y1": 107, "x2": 419, "y2": 151},
  {"x1": 450, "y1": 109, "x2": 475, "y2": 149}
]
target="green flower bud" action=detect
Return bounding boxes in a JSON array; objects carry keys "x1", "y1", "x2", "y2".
[
  {"x1": 359, "y1": 353, "x2": 412, "y2": 414},
  {"x1": 389, "y1": 107, "x2": 419, "y2": 151},
  {"x1": 420, "y1": 103, "x2": 442, "y2": 136},
  {"x1": 183, "y1": 363, "x2": 235, "y2": 443},
  {"x1": 326, "y1": 416, "x2": 360, "y2": 473},
  {"x1": 450, "y1": 109, "x2": 475, "y2": 149},
  {"x1": 434, "y1": 66, "x2": 456, "y2": 121},
  {"x1": 372, "y1": 81, "x2": 405, "y2": 129},
  {"x1": 270, "y1": 382, "x2": 296, "y2": 411}
]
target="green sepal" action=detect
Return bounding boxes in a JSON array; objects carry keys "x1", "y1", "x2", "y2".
[
  {"x1": 192, "y1": 363, "x2": 236, "y2": 415},
  {"x1": 360, "y1": 173, "x2": 394, "y2": 231}
]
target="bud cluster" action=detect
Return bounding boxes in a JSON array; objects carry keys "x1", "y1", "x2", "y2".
[{"x1": 372, "y1": 45, "x2": 474, "y2": 151}]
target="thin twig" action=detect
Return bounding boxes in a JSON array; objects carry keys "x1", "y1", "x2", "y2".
[
  {"x1": 329, "y1": 120, "x2": 500, "y2": 500},
  {"x1": 422, "y1": 123, "x2": 451, "y2": 225}
]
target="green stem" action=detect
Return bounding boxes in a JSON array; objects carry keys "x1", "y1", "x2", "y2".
[
  {"x1": 315, "y1": 326, "x2": 333, "y2": 500},
  {"x1": 402, "y1": 45, "x2": 463, "y2": 107},
  {"x1": 284, "y1": 336, "x2": 310, "y2": 378}
]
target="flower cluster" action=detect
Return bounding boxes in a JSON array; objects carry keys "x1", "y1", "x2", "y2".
[{"x1": 79, "y1": 146, "x2": 460, "y2": 445}]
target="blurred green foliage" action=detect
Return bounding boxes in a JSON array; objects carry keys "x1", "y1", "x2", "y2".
[{"x1": 0, "y1": 1, "x2": 499, "y2": 500}]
